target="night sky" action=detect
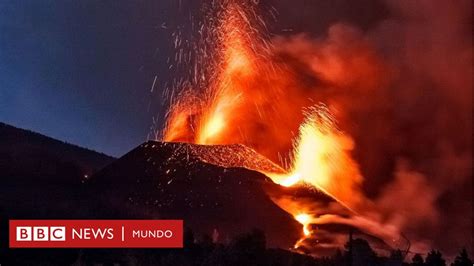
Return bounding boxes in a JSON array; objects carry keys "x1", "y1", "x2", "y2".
[
  {"x1": 0, "y1": 0, "x2": 471, "y2": 257},
  {"x1": 0, "y1": 0, "x2": 178, "y2": 156},
  {"x1": 0, "y1": 0, "x2": 385, "y2": 156}
]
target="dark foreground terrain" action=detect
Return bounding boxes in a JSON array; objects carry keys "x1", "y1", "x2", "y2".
[
  {"x1": 0, "y1": 123, "x2": 303, "y2": 265},
  {"x1": 0, "y1": 123, "x2": 471, "y2": 266}
]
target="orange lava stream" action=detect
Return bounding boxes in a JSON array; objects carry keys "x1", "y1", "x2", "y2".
[{"x1": 162, "y1": 0, "x2": 365, "y2": 248}]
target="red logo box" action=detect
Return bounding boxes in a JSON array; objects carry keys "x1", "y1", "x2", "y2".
[{"x1": 9, "y1": 220, "x2": 183, "y2": 248}]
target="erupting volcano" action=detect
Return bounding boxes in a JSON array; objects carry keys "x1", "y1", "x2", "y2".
[
  {"x1": 0, "y1": 0, "x2": 470, "y2": 264},
  {"x1": 156, "y1": 0, "x2": 408, "y2": 256}
]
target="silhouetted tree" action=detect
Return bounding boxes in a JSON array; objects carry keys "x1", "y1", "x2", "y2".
[
  {"x1": 425, "y1": 250, "x2": 446, "y2": 266},
  {"x1": 227, "y1": 229, "x2": 266, "y2": 266},
  {"x1": 232, "y1": 228, "x2": 266, "y2": 252},
  {"x1": 411, "y1": 253, "x2": 425, "y2": 266},
  {"x1": 345, "y1": 238, "x2": 378, "y2": 266},
  {"x1": 387, "y1": 249, "x2": 404, "y2": 266},
  {"x1": 451, "y1": 248, "x2": 472, "y2": 266},
  {"x1": 333, "y1": 248, "x2": 346, "y2": 266}
]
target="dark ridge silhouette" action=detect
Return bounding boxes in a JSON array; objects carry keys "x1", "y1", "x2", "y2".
[
  {"x1": 88, "y1": 141, "x2": 301, "y2": 248},
  {"x1": 0, "y1": 121, "x2": 116, "y2": 242},
  {"x1": 0, "y1": 122, "x2": 116, "y2": 265},
  {"x1": 0, "y1": 126, "x2": 465, "y2": 265},
  {"x1": 0, "y1": 122, "x2": 114, "y2": 184},
  {"x1": 86, "y1": 141, "x2": 393, "y2": 256}
]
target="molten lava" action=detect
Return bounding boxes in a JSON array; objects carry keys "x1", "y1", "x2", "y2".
[
  {"x1": 163, "y1": 0, "x2": 261, "y2": 146},
  {"x1": 267, "y1": 105, "x2": 364, "y2": 211},
  {"x1": 295, "y1": 213, "x2": 312, "y2": 236},
  {"x1": 161, "y1": 0, "x2": 364, "y2": 247},
  {"x1": 160, "y1": 0, "x2": 402, "y2": 254}
]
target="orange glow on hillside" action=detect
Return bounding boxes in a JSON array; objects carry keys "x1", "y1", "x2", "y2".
[{"x1": 160, "y1": 0, "x2": 389, "y2": 250}]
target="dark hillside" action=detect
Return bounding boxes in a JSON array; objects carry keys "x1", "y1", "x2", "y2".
[
  {"x1": 0, "y1": 122, "x2": 114, "y2": 184},
  {"x1": 88, "y1": 141, "x2": 301, "y2": 248}
]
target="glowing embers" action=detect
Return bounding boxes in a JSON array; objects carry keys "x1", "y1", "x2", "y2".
[
  {"x1": 159, "y1": 0, "x2": 365, "y2": 253},
  {"x1": 163, "y1": 1, "x2": 261, "y2": 146}
]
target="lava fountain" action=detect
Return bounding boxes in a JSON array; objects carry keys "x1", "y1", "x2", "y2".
[
  {"x1": 160, "y1": 0, "x2": 402, "y2": 254},
  {"x1": 266, "y1": 105, "x2": 364, "y2": 211}
]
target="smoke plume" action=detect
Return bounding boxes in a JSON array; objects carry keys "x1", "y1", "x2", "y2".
[{"x1": 269, "y1": 0, "x2": 472, "y2": 257}]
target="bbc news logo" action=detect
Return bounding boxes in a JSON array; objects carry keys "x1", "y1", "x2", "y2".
[
  {"x1": 16, "y1": 226, "x2": 66, "y2": 241},
  {"x1": 9, "y1": 220, "x2": 183, "y2": 248}
]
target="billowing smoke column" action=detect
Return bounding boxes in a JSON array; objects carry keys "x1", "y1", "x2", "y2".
[
  {"x1": 269, "y1": 0, "x2": 472, "y2": 257},
  {"x1": 159, "y1": 0, "x2": 472, "y2": 258}
]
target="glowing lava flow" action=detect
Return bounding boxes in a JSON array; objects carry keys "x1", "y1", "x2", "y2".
[
  {"x1": 295, "y1": 213, "x2": 312, "y2": 237},
  {"x1": 161, "y1": 0, "x2": 366, "y2": 249},
  {"x1": 266, "y1": 105, "x2": 364, "y2": 211},
  {"x1": 293, "y1": 213, "x2": 315, "y2": 249}
]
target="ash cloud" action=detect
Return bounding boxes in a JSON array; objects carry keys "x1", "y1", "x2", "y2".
[
  {"x1": 268, "y1": 0, "x2": 472, "y2": 257},
  {"x1": 371, "y1": 0, "x2": 472, "y2": 257}
]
